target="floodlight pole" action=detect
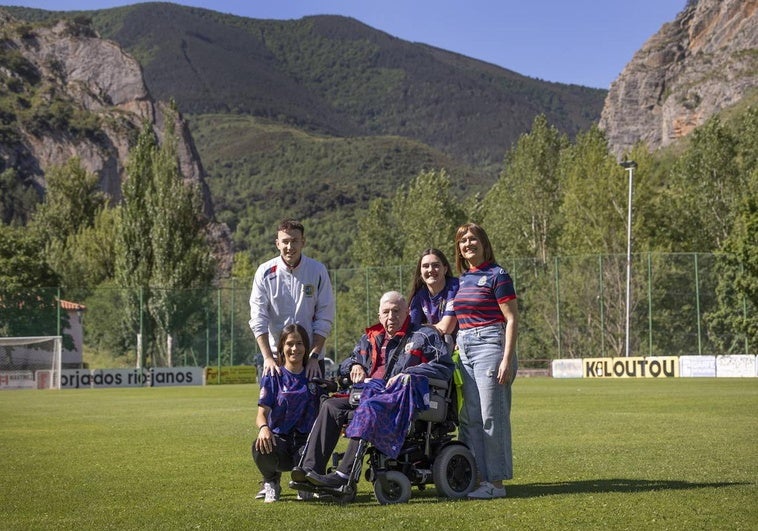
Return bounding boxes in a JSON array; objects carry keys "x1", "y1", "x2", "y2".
[{"x1": 620, "y1": 160, "x2": 637, "y2": 358}]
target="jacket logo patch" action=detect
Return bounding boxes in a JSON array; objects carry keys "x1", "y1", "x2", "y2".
[
  {"x1": 264, "y1": 265, "x2": 278, "y2": 279},
  {"x1": 303, "y1": 284, "x2": 315, "y2": 297}
]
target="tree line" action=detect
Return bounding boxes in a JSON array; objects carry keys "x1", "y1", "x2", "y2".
[
  {"x1": 1, "y1": 108, "x2": 756, "y2": 366},
  {"x1": 339, "y1": 110, "x2": 756, "y2": 359},
  {"x1": 1, "y1": 109, "x2": 213, "y2": 366}
]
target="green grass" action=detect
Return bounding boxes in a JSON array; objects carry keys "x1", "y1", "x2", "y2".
[{"x1": 1, "y1": 379, "x2": 756, "y2": 530}]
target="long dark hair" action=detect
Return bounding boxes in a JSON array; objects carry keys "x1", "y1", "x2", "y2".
[
  {"x1": 407, "y1": 248, "x2": 454, "y2": 301},
  {"x1": 454, "y1": 223, "x2": 495, "y2": 274},
  {"x1": 276, "y1": 323, "x2": 311, "y2": 367}
]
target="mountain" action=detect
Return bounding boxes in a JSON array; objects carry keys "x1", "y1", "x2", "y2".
[
  {"x1": 0, "y1": 10, "x2": 214, "y2": 209},
  {"x1": 82, "y1": 3, "x2": 606, "y2": 166},
  {"x1": 599, "y1": 0, "x2": 758, "y2": 156},
  {"x1": 3, "y1": 2, "x2": 608, "y2": 267},
  {"x1": 0, "y1": 11, "x2": 231, "y2": 269},
  {"x1": 5, "y1": 3, "x2": 606, "y2": 166}
]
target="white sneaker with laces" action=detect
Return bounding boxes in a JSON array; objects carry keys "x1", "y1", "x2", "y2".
[
  {"x1": 255, "y1": 487, "x2": 266, "y2": 500},
  {"x1": 467, "y1": 481, "x2": 507, "y2": 499},
  {"x1": 263, "y1": 481, "x2": 280, "y2": 503}
]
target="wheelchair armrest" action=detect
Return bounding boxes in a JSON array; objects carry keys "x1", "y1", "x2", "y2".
[
  {"x1": 427, "y1": 378, "x2": 449, "y2": 391},
  {"x1": 311, "y1": 377, "x2": 338, "y2": 393}
]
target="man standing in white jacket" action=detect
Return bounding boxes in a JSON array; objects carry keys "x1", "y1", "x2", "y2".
[{"x1": 249, "y1": 219, "x2": 335, "y2": 379}]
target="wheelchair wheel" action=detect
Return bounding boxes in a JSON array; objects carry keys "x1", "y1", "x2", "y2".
[
  {"x1": 373, "y1": 470, "x2": 412, "y2": 505},
  {"x1": 432, "y1": 444, "x2": 478, "y2": 499}
]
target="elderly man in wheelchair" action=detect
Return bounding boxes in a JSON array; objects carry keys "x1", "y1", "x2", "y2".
[{"x1": 290, "y1": 291, "x2": 477, "y2": 504}]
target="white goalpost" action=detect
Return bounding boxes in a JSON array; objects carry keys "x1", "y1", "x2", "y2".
[{"x1": 0, "y1": 336, "x2": 62, "y2": 390}]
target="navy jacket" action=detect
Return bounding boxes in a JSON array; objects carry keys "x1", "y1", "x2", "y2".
[{"x1": 338, "y1": 317, "x2": 453, "y2": 383}]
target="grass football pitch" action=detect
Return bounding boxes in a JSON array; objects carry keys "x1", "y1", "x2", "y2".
[{"x1": 1, "y1": 378, "x2": 756, "y2": 530}]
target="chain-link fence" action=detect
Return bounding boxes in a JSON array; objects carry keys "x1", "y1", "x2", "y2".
[{"x1": 3, "y1": 252, "x2": 753, "y2": 369}]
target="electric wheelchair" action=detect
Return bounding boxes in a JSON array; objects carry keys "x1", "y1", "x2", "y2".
[{"x1": 289, "y1": 376, "x2": 478, "y2": 504}]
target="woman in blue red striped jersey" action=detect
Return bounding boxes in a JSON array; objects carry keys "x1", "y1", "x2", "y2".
[{"x1": 452, "y1": 223, "x2": 519, "y2": 500}]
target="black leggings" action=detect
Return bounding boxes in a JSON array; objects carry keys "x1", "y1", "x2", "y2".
[{"x1": 252, "y1": 431, "x2": 308, "y2": 482}]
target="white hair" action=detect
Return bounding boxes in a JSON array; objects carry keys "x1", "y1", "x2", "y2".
[{"x1": 379, "y1": 291, "x2": 406, "y2": 309}]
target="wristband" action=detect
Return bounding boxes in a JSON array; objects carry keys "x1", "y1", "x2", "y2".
[{"x1": 259, "y1": 424, "x2": 268, "y2": 430}]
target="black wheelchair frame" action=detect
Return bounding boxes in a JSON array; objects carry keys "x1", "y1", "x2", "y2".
[{"x1": 289, "y1": 377, "x2": 478, "y2": 504}]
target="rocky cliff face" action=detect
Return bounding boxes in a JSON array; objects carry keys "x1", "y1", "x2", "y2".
[
  {"x1": 0, "y1": 12, "x2": 212, "y2": 212},
  {"x1": 599, "y1": 0, "x2": 758, "y2": 157},
  {"x1": 0, "y1": 12, "x2": 231, "y2": 272}
]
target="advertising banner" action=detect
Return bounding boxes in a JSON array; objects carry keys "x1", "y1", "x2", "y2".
[
  {"x1": 59, "y1": 367, "x2": 204, "y2": 389},
  {"x1": 551, "y1": 359, "x2": 583, "y2": 378},
  {"x1": 716, "y1": 355, "x2": 756, "y2": 377},
  {"x1": 204, "y1": 365, "x2": 257, "y2": 385},
  {"x1": 679, "y1": 356, "x2": 717, "y2": 377},
  {"x1": 583, "y1": 356, "x2": 679, "y2": 378}
]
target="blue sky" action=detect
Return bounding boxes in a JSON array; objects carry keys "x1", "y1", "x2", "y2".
[{"x1": 3, "y1": 0, "x2": 687, "y2": 89}]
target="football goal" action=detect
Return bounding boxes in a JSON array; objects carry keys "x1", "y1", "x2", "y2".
[{"x1": 0, "y1": 336, "x2": 62, "y2": 389}]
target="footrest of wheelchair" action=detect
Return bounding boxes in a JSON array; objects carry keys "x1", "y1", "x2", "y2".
[{"x1": 288, "y1": 480, "x2": 355, "y2": 498}]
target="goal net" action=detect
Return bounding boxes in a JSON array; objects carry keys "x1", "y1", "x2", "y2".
[{"x1": 0, "y1": 336, "x2": 62, "y2": 389}]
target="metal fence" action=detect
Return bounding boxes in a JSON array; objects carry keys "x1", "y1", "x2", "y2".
[{"x1": 4, "y1": 252, "x2": 753, "y2": 369}]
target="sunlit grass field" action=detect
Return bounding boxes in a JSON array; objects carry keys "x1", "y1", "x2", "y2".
[{"x1": 1, "y1": 378, "x2": 755, "y2": 530}]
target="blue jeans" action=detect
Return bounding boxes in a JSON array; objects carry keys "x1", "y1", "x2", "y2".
[{"x1": 457, "y1": 323, "x2": 517, "y2": 482}]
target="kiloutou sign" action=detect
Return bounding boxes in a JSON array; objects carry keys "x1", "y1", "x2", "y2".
[{"x1": 583, "y1": 357, "x2": 679, "y2": 378}]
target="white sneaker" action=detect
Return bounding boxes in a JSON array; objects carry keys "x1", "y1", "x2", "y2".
[
  {"x1": 296, "y1": 490, "x2": 314, "y2": 500},
  {"x1": 263, "y1": 480, "x2": 280, "y2": 503},
  {"x1": 467, "y1": 481, "x2": 507, "y2": 499},
  {"x1": 255, "y1": 487, "x2": 266, "y2": 500}
]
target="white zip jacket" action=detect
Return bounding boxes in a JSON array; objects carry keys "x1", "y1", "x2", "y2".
[{"x1": 249, "y1": 254, "x2": 334, "y2": 358}]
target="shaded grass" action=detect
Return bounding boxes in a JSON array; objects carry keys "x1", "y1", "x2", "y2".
[{"x1": 0, "y1": 379, "x2": 755, "y2": 530}]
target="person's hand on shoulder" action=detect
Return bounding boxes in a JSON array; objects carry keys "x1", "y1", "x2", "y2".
[
  {"x1": 305, "y1": 356, "x2": 322, "y2": 379},
  {"x1": 262, "y1": 356, "x2": 281, "y2": 376}
]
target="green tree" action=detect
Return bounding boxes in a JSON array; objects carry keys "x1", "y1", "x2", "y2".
[
  {"x1": 31, "y1": 158, "x2": 111, "y2": 295},
  {"x1": 115, "y1": 118, "x2": 214, "y2": 367},
  {"x1": 48, "y1": 206, "x2": 119, "y2": 296},
  {"x1": 555, "y1": 126, "x2": 643, "y2": 357},
  {"x1": 0, "y1": 168, "x2": 40, "y2": 226},
  {"x1": 353, "y1": 169, "x2": 466, "y2": 268},
  {"x1": 81, "y1": 280, "x2": 136, "y2": 365},
  {"x1": 352, "y1": 197, "x2": 402, "y2": 268},
  {"x1": 32, "y1": 158, "x2": 106, "y2": 243},
  {"x1": 645, "y1": 116, "x2": 749, "y2": 357},
  {"x1": 714, "y1": 184, "x2": 758, "y2": 350},
  {"x1": 336, "y1": 197, "x2": 404, "y2": 357},
  {"x1": 147, "y1": 118, "x2": 214, "y2": 366},
  {"x1": 116, "y1": 122, "x2": 157, "y2": 365},
  {"x1": 558, "y1": 126, "x2": 626, "y2": 255},
  {"x1": 0, "y1": 224, "x2": 71, "y2": 346},
  {"x1": 395, "y1": 169, "x2": 466, "y2": 263},
  {"x1": 665, "y1": 116, "x2": 743, "y2": 252},
  {"x1": 707, "y1": 107, "x2": 758, "y2": 352},
  {"x1": 231, "y1": 252, "x2": 256, "y2": 282},
  {"x1": 482, "y1": 114, "x2": 567, "y2": 264},
  {"x1": 479, "y1": 116, "x2": 568, "y2": 361}
]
